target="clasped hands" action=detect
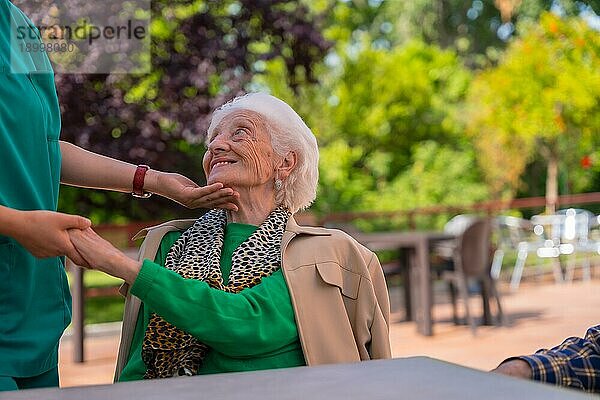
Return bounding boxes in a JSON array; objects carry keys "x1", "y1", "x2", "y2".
[
  {"x1": 13, "y1": 180, "x2": 238, "y2": 283},
  {"x1": 65, "y1": 180, "x2": 239, "y2": 283},
  {"x1": 68, "y1": 227, "x2": 142, "y2": 284}
]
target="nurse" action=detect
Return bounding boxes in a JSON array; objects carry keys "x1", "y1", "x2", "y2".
[{"x1": 0, "y1": 1, "x2": 238, "y2": 391}]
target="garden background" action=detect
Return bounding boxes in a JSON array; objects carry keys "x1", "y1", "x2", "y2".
[{"x1": 25, "y1": 0, "x2": 600, "y2": 323}]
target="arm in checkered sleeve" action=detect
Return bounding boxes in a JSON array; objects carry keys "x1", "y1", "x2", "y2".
[{"x1": 493, "y1": 325, "x2": 600, "y2": 393}]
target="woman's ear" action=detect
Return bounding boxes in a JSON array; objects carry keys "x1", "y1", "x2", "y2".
[{"x1": 277, "y1": 151, "x2": 297, "y2": 180}]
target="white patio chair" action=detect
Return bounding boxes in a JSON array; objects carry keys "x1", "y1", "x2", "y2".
[
  {"x1": 521, "y1": 209, "x2": 597, "y2": 286},
  {"x1": 491, "y1": 216, "x2": 559, "y2": 291},
  {"x1": 555, "y1": 208, "x2": 597, "y2": 282}
]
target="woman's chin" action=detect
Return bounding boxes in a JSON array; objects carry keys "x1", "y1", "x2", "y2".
[
  {"x1": 207, "y1": 174, "x2": 236, "y2": 188},
  {"x1": 206, "y1": 177, "x2": 219, "y2": 186}
]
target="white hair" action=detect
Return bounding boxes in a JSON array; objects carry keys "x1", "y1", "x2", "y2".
[{"x1": 207, "y1": 93, "x2": 319, "y2": 214}]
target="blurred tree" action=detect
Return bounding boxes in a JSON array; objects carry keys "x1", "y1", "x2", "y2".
[
  {"x1": 255, "y1": 40, "x2": 474, "y2": 216},
  {"x1": 319, "y1": 40, "x2": 471, "y2": 207},
  {"x1": 466, "y1": 13, "x2": 600, "y2": 212},
  {"x1": 360, "y1": 141, "x2": 490, "y2": 229},
  {"x1": 316, "y1": 0, "x2": 600, "y2": 68},
  {"x1": 223, "y1": 1, "x2": 600, "y2": 220},
  {"x1": 46, "y1": 0, "x2": 330, "y2": 222}
]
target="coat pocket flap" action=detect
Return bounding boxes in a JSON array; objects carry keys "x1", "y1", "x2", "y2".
[{"x1": 316, "y1": 262, "x2": 360, "y2": 299}]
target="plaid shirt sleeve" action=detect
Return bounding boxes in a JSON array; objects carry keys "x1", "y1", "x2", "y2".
[{"x1": 517, "y1": 325, "x2": 600, "y2": 393}]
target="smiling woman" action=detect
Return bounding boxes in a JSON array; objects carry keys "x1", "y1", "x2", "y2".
[
  {"x1": 67, "y1": 92, "x2": 391, "y2": 381},
  {"x1": 202, "y1": 109, "x2": 281, "y2": 219}
]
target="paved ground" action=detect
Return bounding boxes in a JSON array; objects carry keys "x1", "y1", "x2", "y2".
[{"x1": 58, "y1": 278, "x2": 600, "y2": 388}]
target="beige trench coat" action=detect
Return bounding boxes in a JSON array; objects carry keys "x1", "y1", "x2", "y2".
[{"x1": 113, "y1": 217, "x2": 391, "y2": 381}]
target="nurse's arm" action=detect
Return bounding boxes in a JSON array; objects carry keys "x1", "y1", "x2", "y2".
[
  {"x1": 59, "y1": 141, "x2": 239, "y2": 210},
  {"x1": 0, "y1": 205, "x2": 90, "y2": 265}
]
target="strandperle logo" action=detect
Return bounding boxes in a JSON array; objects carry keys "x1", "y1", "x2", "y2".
[
  {"x1": 16, "y1": 20, "x2": 147, "y2": 46},
  {"x1": 10, "y1": 0, "x2": 151, "y2": 74}
]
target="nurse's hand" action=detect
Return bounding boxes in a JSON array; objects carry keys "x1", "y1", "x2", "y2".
[
  {"x1": 144, "y1": 171, "x2": 240, "y2": 211},
  {"x1": 68, "y1": 228, "x2": 141, "y2": 284},
  {"x1": 6, "y1": 209, "x2": 91, "y2": 266}
]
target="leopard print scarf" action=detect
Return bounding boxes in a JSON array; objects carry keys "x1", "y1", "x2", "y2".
[{"x1": 141, "y1": 207, "x2": 291, "y2": 379}]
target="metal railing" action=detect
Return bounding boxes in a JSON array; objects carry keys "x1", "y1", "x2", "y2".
[{"x1": 319, "y1": 192, "x2": 600, "y2": 228}]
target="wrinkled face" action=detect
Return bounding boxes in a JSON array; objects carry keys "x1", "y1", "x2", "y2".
[{"x1": 203, "y1": 109, "x2": 277, "y2": 189}]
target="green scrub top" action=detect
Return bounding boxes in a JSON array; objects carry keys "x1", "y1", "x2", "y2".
[{"x1": 0, "y1": 0, "x2": 71, "y2": 377}]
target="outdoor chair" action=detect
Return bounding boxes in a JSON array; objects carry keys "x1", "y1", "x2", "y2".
[
  {"x1": 554, "y1": 208, "x2": 597, "y2": 282},
  {"x1": 589, "y1": 213, "x2": 600, "y2": 267},
  {"x1": 516, "y1": 208, "x2": 599, "y2": 286},
  {"x1": 440, "y1": 218, "x2": 504, "y2": 335},
  {"x1": 434, "y1": 214, "x2": 478, "y2": 261},
  {"x1": 491, "y1": 216, "x2": 560, "y2": 291},
  {"x1": 504, "y1": 209, "x2": 600, "y2": 289},
  {"x1": 490, "y1": 216, "x2": 524, "y2": 280}
]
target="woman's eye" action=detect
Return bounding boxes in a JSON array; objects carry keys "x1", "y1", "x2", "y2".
[{"x1": 233, "y1": 129, "x2": 246, "y2": 137}]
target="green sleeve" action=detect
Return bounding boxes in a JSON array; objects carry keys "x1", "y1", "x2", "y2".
[
  {"x1": 121, "y1": 231, "x2": 182, "y2": 366},
  {"x1": 130, "y1": 237, "x2": 299, "y2": 358}
]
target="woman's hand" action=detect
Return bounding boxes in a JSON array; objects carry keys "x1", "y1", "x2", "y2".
[
  {"x1": 68, "y1": 228, "x2": 142, "y2": 284},
  {"x1": 145, "y1": 171, "x2": 239, "y2": 211}
]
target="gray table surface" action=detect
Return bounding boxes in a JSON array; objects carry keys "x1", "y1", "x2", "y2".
[{"x1": 1, "y1": 357, "x2": 595, "y2": 400}]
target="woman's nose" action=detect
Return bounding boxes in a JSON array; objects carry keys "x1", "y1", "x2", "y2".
[{"x1": 208, "y1": 135, "x2": 230, "y2": 153}]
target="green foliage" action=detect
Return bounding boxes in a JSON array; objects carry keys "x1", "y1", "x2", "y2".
[
  {"x1": 329, "y1": 40, "x2": 470, "y2": 164},
  {"x1": 82, "y1": 270, "x2": 123, "y2": 288},
  {"x1": 54, "y1": 0, "x2": 329, "y2": 223},
  {"x1": 361, "y1": 141, "x2": 489, "y2": 211},
  {"x1": 67, "y1": 271, "x2": 124, "y2": 324},
  {"x1": 315, "y1": 0, "x2": 600, "y2": 69},
  {"x1": 47, "y1": 0, "x2": 600, "y2": 224},
  {"x1": 85, "y1": 297, "x2": 125, "y2": 325},
  {"x1": 271, "y1": 40, "x2": 475, "y2": 214},
  {"x1": 570, "y1": 149, "x2": 600, "y2": 195},
  {"x1": 367, "y1": 0, "x2": 507, "y2": 65},
  {"x1": 467, "y1": 13, "x2": 600, "y2": 198},
  {"x1": 360, "y1": 141, "x2": 489, "y2": 229}
]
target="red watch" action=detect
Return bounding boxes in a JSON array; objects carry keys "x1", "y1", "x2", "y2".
[{"x1": 132, "y1": 165, "x2": 152, "y2": 198}]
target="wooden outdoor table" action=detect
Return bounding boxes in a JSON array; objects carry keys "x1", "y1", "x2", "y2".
[
  {"x1": 355, "y1": 231, "x2": 455, "y2": 336},
  {"x1": 2, "y1": 357, "x2": 593, "y2": 399}
]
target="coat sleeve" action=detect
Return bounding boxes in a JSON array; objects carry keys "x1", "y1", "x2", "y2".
[{"x1": 366, "y1": 252, "x2": 392, "y2": 359}]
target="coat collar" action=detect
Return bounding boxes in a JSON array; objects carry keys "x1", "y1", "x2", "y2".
[
  {"x1": 133, "y1": 214, "x2": 331, "y2": 241},
  {"x1": 132, "y1": 219, "x2": 196, "y2": 241},
  {"x1": 285, "y1": 215, "x2": 331, "y2": 236}
]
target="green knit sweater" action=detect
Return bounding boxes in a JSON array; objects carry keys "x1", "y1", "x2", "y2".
[{"x1": 119, "y1": 223, "x2": 305, "y2": 381}]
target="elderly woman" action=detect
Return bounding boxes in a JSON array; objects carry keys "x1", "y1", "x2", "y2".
[{"x1": 69, "y1": 93, "x2": 391, "y2": 380}]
